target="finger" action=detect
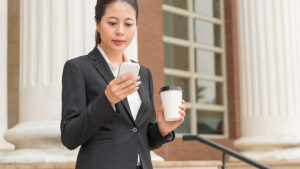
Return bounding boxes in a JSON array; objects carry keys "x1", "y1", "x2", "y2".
[
  {"x1": 161, "y1": 105, "x2": 164, "y2": 112},
  {"x1": 179, "y1": 105, "x2": 186, "y2": 111},
  {"x1": 181, "y1": 99, "x2": 185, "y2": 104},
  {"x1": 115, "y1": 72, "x2": 135, "y2": 84},
  {"x1": 159, "y1": 105, "x2": 164, "y2": 112},
  {"x1": 119, "y1": 86, "x2": 139, "y2": 99},
  {"x1": 118, "y1": 76, "x2": 141, "y2": 90},
  {"x1": 113, "y1": 79, "x2": 139, "y2": 95},
  {"x1": 175, "y1": 115, "x2": 184, "y2": 123},
  {"x1": 158, "y1": 105, "x2": 165, "y2": 120},
  {"x1": 128, "y1": 86, "x2": 139, "y2": 96},
  {"x1": 119, "y1": 80, "x2": 140, "y2": 95},
  {"x1": 120, "y1": 79, "x2": 140, "y2": 91},
  {"x1": 179, "y1": 114, "x2": 185, "y2": 122},
  {"x1": 113, "y1": 80, "x2": 138, "y2": 98},
  {"x1": 179, "y1": 110, "x2": 185, "y2": 116},
  {"x1": 158, "y1": 105, "x2": 164, "y2": 117}
]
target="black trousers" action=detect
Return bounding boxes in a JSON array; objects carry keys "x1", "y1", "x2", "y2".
[{"x1": 136, "y1": 166, "x2": 143, "y2": 169}]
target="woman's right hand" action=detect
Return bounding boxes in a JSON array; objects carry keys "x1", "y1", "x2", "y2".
[{"x1": 105, "y1": 72, "x2": 141, "y2": 105}]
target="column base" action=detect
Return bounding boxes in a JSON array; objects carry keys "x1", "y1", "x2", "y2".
[
  {"x1": 235, "y1": 137, "x2": 300, "y2": 151},
  {"x1": 230, "y1": 147, "x2": 300, "y2": 162},
  {"x1": 0, "y1": 148, "x2": 78, "y2": 163},
  {"x1": 232, "y1": 137, "x2": 300, "y2": 161},
  {"x1": 0, "y1": 139, "x2": 14, "y2": 152},
  {"x1": 0, "y1": 120, "x2": 78, "y2": 163}
]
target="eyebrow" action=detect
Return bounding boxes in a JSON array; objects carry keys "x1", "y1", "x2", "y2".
[{"x1": 108, "y1": 16, "x2": 135, "y2": 21}]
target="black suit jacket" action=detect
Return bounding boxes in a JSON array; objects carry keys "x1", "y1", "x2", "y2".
[{"x1": 60, "y1": 47, "x2": 174, "y2": 169}]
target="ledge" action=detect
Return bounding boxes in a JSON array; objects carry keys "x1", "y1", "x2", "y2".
[{"x1": 1, "y1": 160, "x2": 300, "y2": 169}]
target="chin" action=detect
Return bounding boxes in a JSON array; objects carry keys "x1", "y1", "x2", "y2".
[{"x1": 112, "y1": 45, "x2": 127, "y2": 51}]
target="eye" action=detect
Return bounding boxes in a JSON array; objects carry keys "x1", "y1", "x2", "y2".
[
  {"x1": 108, "y1": 22, "x2": 117, "y2": 26},
  {"x1": 125, "y1": 23, "x2": 133, "y2": 27}
]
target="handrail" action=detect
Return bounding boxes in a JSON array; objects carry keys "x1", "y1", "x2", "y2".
[{"x1": 182, "y1": 135, "x2": 273, "y2": 169}]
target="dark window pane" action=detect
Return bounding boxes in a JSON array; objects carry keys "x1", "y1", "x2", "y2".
[
  {"x1": 175, "y1": 109, "x2": 191, "y2": 133},
  {"x1": 164, "y1": 12, "x2": 188, "y2": 40},
  {"x1": 163, "y1": 0, "x2": 187, "y2": 9},
  {"x1": 195, "y1": 79, "x2": 223, "y2": 105},
  {"x1": 195, "y1": 49, "x2": 222, "y2": 76},
  {"x1": 164, "y1": 43, "x2": 189, "y2": 71},
  {"x1": 197, "y1": 110, "x2": 223, "y2": 135},
  {"x1": 165, "y1": 75, "x2": 190, "y2": 102},
  {"x1": 194, "y1": 19, "x2": 221, "y2": 47},
  {"x1": 193, "y1": 0, "x2": 221, "y2": 18}
]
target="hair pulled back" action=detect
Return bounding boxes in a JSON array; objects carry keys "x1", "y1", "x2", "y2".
[{"x1": 94, "y1": 0, "x2": 138, "y2": 46}]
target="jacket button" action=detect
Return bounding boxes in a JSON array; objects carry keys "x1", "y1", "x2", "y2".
[{"x1": 130, "y1": 127, "x2": 138, "y2": 133}]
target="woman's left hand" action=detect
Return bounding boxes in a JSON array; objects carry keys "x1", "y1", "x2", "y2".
[{"x1": 157, "y1": 100, "x2": 186, "y2": 137}]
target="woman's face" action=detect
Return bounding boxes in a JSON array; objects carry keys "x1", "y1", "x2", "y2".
[{"x1": 96, "y1": 1, "x2": 137, "y2": 53}]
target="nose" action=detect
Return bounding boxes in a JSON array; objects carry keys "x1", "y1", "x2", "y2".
[{"x1": 116, "y1": 24, "x2": 125, "y2": 35}]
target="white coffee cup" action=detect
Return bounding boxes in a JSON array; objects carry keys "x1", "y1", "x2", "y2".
[{"x1": 159, "y1": 86, "x2": 183, "y2": 121}]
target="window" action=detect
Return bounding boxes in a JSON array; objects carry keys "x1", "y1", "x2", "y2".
[{"x1": 163, "y1": 0, "x2": 228, "y2": 138}]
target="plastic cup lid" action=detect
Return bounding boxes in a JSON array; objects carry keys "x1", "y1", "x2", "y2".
[{"x1": 159, "y1": 86, "x2": 183, "y2": 94}]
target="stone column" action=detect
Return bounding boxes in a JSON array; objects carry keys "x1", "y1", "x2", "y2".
[
  {"x1": 235, "y1": 0, "x2": 300, "y2": 160},
  {"x1": 1, "y1": 0, "x2": 97, "y2": 162},
  {"x1": 0, "y1": 0, "x2": 14, "y2": 153}
]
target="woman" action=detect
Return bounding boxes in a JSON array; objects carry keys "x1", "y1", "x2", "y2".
[{"x1": 60, "y1": 0, "x2": 186, "y2": 169}]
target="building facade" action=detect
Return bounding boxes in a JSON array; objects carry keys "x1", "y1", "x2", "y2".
[{"x1": 1, "y1": 0, "x2": 300, "y2": 163}]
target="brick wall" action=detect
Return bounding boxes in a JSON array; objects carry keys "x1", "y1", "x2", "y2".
[{"x1": 138, "y1": 0, "x2": 240, "y2": 161}]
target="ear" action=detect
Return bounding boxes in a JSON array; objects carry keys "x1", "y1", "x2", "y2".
[{"x1": 94, "y1": 18, "x2": 101, "y2": 32}]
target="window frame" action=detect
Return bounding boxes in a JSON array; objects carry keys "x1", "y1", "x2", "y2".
[{"x1": 162, "y1": 0, "x2": 229, "y2": 139}]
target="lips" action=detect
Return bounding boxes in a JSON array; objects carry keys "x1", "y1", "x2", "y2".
[{"x1": 112, "y1": 39, "x2": 125, "y2": 46}]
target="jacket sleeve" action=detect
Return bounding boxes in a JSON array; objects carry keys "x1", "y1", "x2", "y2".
[
  {"x1": 60, "y1": 60, "x2": 120, "y2": 150},
  {"x1": 146, "y1": 68, "x2": 175, "y2": 150}
]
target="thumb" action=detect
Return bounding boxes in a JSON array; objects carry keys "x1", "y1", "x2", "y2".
[
  {"x1": 159, "y1": 104, "x2": 164, "y2": 113},
  {"x1": 158, "y1": 105, "x2": 166, "y2": 121}
]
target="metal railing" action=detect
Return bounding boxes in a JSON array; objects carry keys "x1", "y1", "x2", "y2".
[{"x1": 182, "y1": 135, "x2": 273, "y2": 169}]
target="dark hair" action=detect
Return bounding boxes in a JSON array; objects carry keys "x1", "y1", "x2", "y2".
[{"x1": 94, "y1": 0, "x2": 138, "y2": 46}]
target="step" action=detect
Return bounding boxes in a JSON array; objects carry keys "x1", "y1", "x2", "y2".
[
  {"x1": 227, "y1": 160, "x2": 300, "y2": 169},
  {"x1": 153, "y1": 161, "x2": 222, "y2": 169},
  {"x1": 0, "y1": 161, "x2": 221, "y2": 169},
  {"x1": 0, "y1": 160, "x2": 300, "y2": 169}
]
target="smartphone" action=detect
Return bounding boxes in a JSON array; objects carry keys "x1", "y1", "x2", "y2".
[{"x1": 117, "y1": 62, "x2": 140, "y2": 80}]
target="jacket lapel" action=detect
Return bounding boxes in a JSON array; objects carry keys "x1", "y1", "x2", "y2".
[
  {"x1": 89, "y1": 47, "x2": 115, "y2": 84},
  {"x1": 134, "y1": 68, "x2": 147, "y2": 124},
  {"x1": 88, "y1": 47, "x2": 135, "y2": 124},
  {"x1": 121, "y1": 98, "x2": 134, "y2": 123}
]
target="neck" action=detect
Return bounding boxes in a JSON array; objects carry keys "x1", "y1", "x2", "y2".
[{"x1": 99, "y1": 43, "x2": 124, "y2": 66}]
